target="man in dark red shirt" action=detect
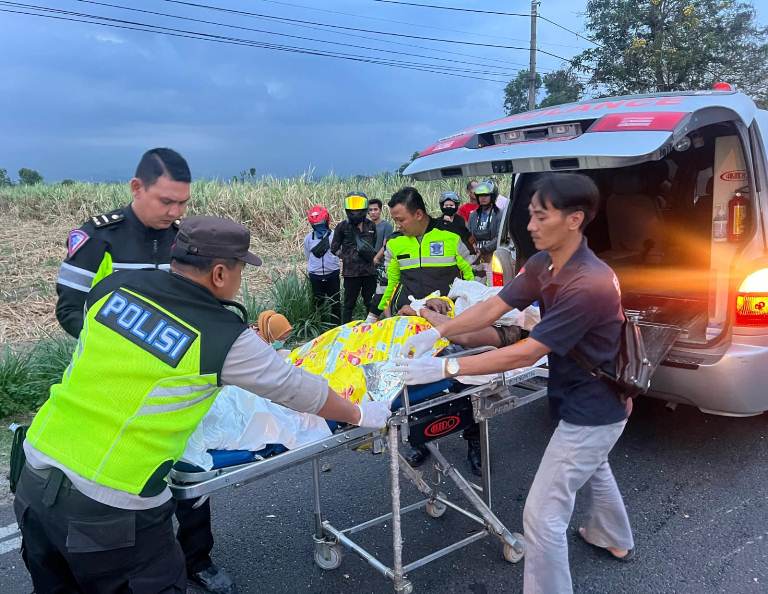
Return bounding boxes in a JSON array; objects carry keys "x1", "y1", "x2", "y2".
[{"x1": 457, "y1": 179, "x2": 479, "y2": 222}]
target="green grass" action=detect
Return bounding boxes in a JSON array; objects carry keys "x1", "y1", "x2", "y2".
[
  {"x1": 241, "y1": 270, "x2": 337, "y2": 346},
  {"x1": 0, "y1": 335, "x2": 75, "y2": 417}
]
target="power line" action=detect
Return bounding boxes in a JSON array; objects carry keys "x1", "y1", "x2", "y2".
[
  {"x1": 538, "y1": 14, "x2": 604, "y2": 49},
  {"x1": 370, "y1": 0, "x2": 529, "y2": 17},
  {"x1": 69, "y1": 0, "x2": 520, "y2": 74},
  {"x1": 158, "y1": 0, "x2": 579, "y2": 64},
  {"x1": 370, "y1": 0, "x2": 602, "y2": 48},
  {"x1": 0, "y1": 4, "x2": 511, "y2": 82},
  {"x1": 253, "y1": 0, "x2": 588, "y2": 51}
]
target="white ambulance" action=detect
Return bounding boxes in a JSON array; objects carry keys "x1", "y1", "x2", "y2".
[{"x1": 405, "y1": 85, "x2": 768, "y2": 416}]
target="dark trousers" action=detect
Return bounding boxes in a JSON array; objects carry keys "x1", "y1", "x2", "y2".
[
  {"x1": 308, "y1": 270, "x2": 341, "y2": 326},
  {"x1": 463, "y1": 423, "x2": 480, "y2": 441},
  {"x1": 175, "y1": 497, "x2": 214, "y2": 574},
  {"x1": 14, "y1": 464, "x2": 186, "y2": 593},
  {"x1": 342, "y1": 275, "x2": 377, "y2": 323}
]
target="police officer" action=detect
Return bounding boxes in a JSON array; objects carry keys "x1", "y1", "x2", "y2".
[
  {"x1": 16, "y1": 216, "x2": 391, "y2": 593},
  {"x1": 373, "y1": 187, "x2": 474, "y2": 316},
  {"x1": 369, "y1": 187, "x2": 478, "y2": 471},
  {"x1": 395, "y1": 173, "x2": 634, "y2": 594},
  {"x1": 55, "y1": 148, "x2": 190, "y2": 337},
  {"x1": 53, "y1": 148, "x2": 232, "y2": 593}
]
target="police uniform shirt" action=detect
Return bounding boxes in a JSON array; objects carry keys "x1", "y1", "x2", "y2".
[
  {"x1": 55, "y1": 205, "x2": 178, "y2": 338},
  {"x1": 498, "y1": 238, "x2": 627, "y2": 426}
]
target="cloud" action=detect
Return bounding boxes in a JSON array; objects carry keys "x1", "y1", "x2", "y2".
[
  {"x1": 0, "y1": 0, "x2": 591, "y2": 181},
  {"x1": 93, "y1": 33, "x2": 125, "y2": 45}
]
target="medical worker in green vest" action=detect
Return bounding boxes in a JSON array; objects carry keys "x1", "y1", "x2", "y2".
[{"x1": 14, "y1": 216, "x2": 390, "y2": 593}]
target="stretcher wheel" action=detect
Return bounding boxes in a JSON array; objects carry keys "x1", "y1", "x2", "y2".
[
  {"x1": 395, "y1": 579, "x2": 414, "y2": 594},
  {"x1": 503, "y1": 535, "x2": 525, "y2": 564},
  {"x1": 314, "y1": 543, "x2": 343, "y2": 570},
  {"x1": 425, "y1": 499, "x2": 446, "y2": 518}
]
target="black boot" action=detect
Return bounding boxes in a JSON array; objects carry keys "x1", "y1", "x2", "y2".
[
  {"x1": 466, "y1": 439, "x2": 482, "y2": 477},
  {"x1": 404, "y1": 444, "x2": 430, "y2": 467},
  {"x1": 189, "y1": 563, "x2": 238, "y2": 594}
]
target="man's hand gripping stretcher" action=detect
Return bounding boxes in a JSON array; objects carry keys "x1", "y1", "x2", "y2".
[{"x1": 181, "y1": 280, "x2": 540, "y2": 470}]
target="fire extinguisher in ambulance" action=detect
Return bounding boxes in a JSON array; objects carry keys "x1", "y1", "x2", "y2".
[{"x1": 727, "y1": 185, "x2": 750, "y2": 242}]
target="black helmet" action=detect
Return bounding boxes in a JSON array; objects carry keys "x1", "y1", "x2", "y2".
[{"x1": 439, "y1": 191, "x2": 462, "y2": 206}]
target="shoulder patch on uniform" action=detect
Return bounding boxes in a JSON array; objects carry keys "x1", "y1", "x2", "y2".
[
  {"x1": 67, "y1": 229, "x2": 90, "y2": 257},
  {"x1": 91, "y1": 211, "x2": 125, "y2": 228}
]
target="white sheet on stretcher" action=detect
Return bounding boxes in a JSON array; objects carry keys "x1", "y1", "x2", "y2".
[
  {"x1": 182, "y1": 386, "x2": 332, "y2": 471},
  {"x1": 448, "y1": 279, "x2": 540, "y2": 330}
]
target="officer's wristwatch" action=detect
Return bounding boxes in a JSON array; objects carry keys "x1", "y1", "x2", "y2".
[{"x1": 445, "y1": 357, "x2": 461, "y2": 377}]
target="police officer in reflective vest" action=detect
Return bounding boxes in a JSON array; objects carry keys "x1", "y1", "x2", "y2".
[
  {"x1": 53, "y1": 148, "x2": 234, "y2": 593},
  {"x1": 370, "y1": 187, "x2": 479, "y2": 472},
  {"x1": 374, "y1": 187, "x2": 474, "y2": 316},
  {"x1": 16, "y1": 216, "x2": 391, "y2": 593}
]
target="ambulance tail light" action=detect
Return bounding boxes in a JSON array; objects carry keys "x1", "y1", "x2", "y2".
[
  {"x1": 590, "y1": 112, "x2": 687, "y2": 132},
  {"x1": 491, "y1": 253, "x2": 505, "y2": 287},
  {"x1": 735, "y1": 268, "x2": 768, "y2": 326}
]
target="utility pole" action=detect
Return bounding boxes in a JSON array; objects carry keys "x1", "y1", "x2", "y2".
[{"x1": 528, "y1": 0, "x2": 538, "y2": 110}]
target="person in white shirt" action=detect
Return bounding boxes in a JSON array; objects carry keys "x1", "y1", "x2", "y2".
[{"x1": 304, "y1": 205, "x2": 341, "y2": 325}]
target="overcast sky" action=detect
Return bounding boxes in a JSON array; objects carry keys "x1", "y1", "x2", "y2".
[{"x1": 0, "y1": 0, "x2": 759, "y2": 182}]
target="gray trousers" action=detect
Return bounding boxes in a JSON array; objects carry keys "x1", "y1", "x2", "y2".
[{"x1": 523, "y1": 419, "x2": 633, "y2": 594}]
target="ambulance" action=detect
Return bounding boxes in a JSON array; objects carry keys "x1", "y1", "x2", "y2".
[{"x1": 405, "y1": 85, "x2": 768, "y2": 416}]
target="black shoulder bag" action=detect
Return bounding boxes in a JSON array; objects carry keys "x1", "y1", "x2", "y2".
[
  {"x1": 569, "y1": 315, "x2": 653, "y2": 402},
  {"x1": 354, "y1": 227, "x2": 378, "y2": 263},
  {"x1": 310, "y1": 234, "x2": 331, "y2": 258}
]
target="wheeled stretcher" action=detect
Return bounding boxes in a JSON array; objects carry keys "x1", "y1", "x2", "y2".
[{"x1": 169, "y1": 351, "x2": 548, "y2": 593}]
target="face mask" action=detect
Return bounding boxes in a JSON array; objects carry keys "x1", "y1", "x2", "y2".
[
  {"x1": 347, "y1": 211, "x2": 366, "y2": 225},
  {"x1": 271, "y1": 340, "x2": 286, "y2": 350},
  {"x1": 312, "y1": 222, "x2": 329, "y2": 235},
  {"x1": 441, "y1": 206, "x2": 458, "y2": 217}
]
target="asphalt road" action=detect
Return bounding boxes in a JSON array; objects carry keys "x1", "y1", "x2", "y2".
[{"x1": 2, "y1": 396, "x2": 768, "y2": 594}]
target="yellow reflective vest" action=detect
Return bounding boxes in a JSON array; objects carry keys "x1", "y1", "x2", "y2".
[
  {"x1": 378, "y1": 219, "x2": 474, "y2": 312},
  {"x1": 27, "y1": 269, "x2": 247, "y2": 496}
]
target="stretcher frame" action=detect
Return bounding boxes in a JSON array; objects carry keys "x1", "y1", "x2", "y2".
[{"x1": 170, "y1": 358, "x2": 548, "y2": 593}]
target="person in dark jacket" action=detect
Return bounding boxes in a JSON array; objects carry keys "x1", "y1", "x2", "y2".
[
  {"x1": 330, "y1": 192, "x2": 378, "y2": 323},
  {"x1": 437, "y1": 191, "x2": 473, "y2": 252},
  {"x1": 55, "y1": 149, "x2": 190, "y2": 338}
]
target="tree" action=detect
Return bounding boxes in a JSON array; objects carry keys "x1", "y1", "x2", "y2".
[
  {"x1": 503, "y1": 70, "x2": 541, "y2": 115},
  {"x1": 397, "y1": 151, "x2": 421, "y2": 175},
  {"x1": 574, "y1": 0, "x2": 768, "y2": 106},
  {"x1": 18, "y1": 168, "x2": 43, "y2": 185},
  {"x1": 538, "y1": 70, "x2": 585, "y2": 108},
  {"x1": 503, "y1": 68, "x2": 583, "y2": 115},
  {"x1": 0, "y1": 168, "x2": 12, "y2": 187}
]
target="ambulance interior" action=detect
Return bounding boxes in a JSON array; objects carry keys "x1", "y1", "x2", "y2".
[{"x1": 508, "y1": 121, "x2": 754, "y2": 346}]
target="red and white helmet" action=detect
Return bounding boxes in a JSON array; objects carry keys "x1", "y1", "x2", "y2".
[{"x1": 307, "y1": 205, "x2": 330, "y2": 224}]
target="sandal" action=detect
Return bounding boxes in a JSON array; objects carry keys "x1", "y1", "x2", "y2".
[{"x1": 577, "y1": 527, "x2": 636, "y2": 562}]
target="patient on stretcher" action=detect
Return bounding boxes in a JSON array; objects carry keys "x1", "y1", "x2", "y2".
[{"x1": 179, "y1": 284, "x2": 539, "y2": 471}]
